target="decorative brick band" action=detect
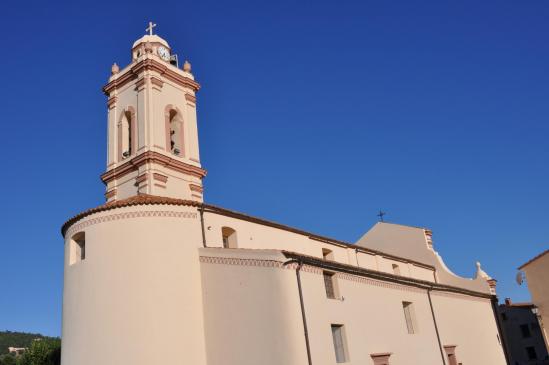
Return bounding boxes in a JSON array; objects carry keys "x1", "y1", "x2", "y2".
[
  {"x1": 66, "y1": 210, "x2": 197, "y2": 238},
  {"x1": 199, "y1": 255, "x2": 426, "y2": 294},
  {"x1": 199, "y1": 256, "x2": 289, "y2": 269}
]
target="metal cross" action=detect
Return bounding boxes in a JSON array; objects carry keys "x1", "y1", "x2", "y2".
[
  {"x1": 146, "y1": 22, "x2": 157, "y2": 36},
  {"x1": 377, "y1": 210, "x2": 386, "y2": 222}
]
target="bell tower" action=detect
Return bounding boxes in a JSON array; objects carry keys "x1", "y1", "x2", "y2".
[{"x1": 101, "y1": 24, "x2": 206, "y2": 202}]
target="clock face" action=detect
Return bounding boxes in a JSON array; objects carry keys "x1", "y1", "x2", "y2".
[{"x1": 157, "y1": 46, "x2": 170, "y2": 61}]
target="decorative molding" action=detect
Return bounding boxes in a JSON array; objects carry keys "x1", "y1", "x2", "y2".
[
  {"x1": 103, "y1": 58, "x2": 200, "y2": 96},
  {"x1": 199, "y1": 256, "x2": 288, "y2": 269},
  {"x1": 430, "y1": 290, "x2": 490, "y2": 304},
  {"x1": 105, "y1": 189, "x2": 116, "y2": 200},
  {"x1": 370, "y1": 353, "x2": 392, "y2": 365},
  {"x1": 185, "y1": 94, "x2": 196, "y2": 103},
  {"x1": 189, "y1": 184, "x2": 203, "y2": 193},
  {"x1": 150, "y1": 76, "x2": 164, "y2": 88},
  {"x1": 154, "y1": 183, "x2": 166, "y2": 189},
  {"x1": 199, "y1": 256, "x2": 426, "y2": 294},
  {"x1": 135, "y1": 77, "x2": 146, "y2": 90},
  {"x1": 101, "y1": 151, "x2": 207, "y2": 184},
  {"x1": 153, "y1": 173, "x2": 168, "y2": 183},
  {"x1": 107, "y1": 96, "x2": 118, "y2": 109},
  {"x1": 135, "y1": 174, "x2": 148, "y2": 184},
  {"x1": 66, "y1": 210, "x2": 198, "y2": 238}
]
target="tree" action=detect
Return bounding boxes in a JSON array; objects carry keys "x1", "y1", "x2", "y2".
[
  {"x1": 0, "y1": 354, "x2": 17, "y2": 365},
  {"x1": 17, "y1": 339, "x2": 60, "y2": 365}
]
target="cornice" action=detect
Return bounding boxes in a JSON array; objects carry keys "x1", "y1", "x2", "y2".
[
  {"x1": 100, "y1": 151, "x2": 207, "y2": 184},
  {"x1": 282, "y1": 251, "x2": 493, "y2": 299},
  {"x1": 103, "y1": 58, "x2": 200, "y2": 96}
]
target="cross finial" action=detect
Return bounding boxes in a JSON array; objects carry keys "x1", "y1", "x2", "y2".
[
  {"x1": 146, "y1": 21, "x2": 157, "y2": 36},
  {"x1": 377, "y1": 210, "x2": 386, "y2": 222}
]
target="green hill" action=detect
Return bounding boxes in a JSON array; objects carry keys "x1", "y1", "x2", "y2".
[{"x1": 0, "y1": 331, "x2": 53, "y2": 355}]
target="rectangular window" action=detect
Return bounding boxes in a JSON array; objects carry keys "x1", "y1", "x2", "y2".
[
  {"x1": 70, "y1": 232, "x2": 86, "y2": 265},
  {"x1": 392, "y1": 264, "x2": 401, "y2": 275},
  {"x1": 323, "y1": 271, "x2": 337, "y2": 299},
  {"x1": 331, "y1": 324, "x2": 348, "y2": 363},
  {"x1": 520, "y1": 324, "x2": 531, "y2": 338},
  {"x1": 526, "y1": 346, "x2": 537, "y2": 360},
  {"x1": 402, "y1": 301, "x2": 417, "y2": 334}
]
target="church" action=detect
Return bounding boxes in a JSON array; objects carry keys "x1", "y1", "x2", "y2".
[{"x1": 61, "y1": 26, "x2": 509, "y2": 365}]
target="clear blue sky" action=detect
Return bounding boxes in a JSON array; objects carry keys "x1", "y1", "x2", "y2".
[{"x1": 1, "y1": 0, "x2": 547, "y2": 337}]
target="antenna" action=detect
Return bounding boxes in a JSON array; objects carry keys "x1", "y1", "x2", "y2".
[{"x1": 516, "y1": 271, "x2": 525, "y2": 285}]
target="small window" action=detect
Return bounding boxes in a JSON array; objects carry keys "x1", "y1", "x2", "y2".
[
  {"x1": 392, "y1": 264, "x2": 401, "y2": 275},
  {"x1": 323, "y1": 271, "x2": 338, "y2": 299},
  {"x1": 520, "y1": 324, "x2": 531, "y2": 338},
  {"x1": 322, "y1": 248, "x2": 334, "y2": 261},
  {"x1": 501, "y1": 312, "x2": 507, "y2": 321},
  {"x1": 70, "y1": 232, "x2": 86, "y2": 265},
  {"x1": 402, "y1": 301, "x2": 417, "y2": 334},
  {"x1": 221, "y1": 227, "x2": 237, "y2": 248},
  {"x1": 331, "y1": 324, "x2": 348, "y2": 363},
  {"x1": 526, "y1": 346, "x2": 537, "y2": 360}
]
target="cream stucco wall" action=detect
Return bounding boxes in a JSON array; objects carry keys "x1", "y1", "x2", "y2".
[
  {"x1": 430, "y1": 292, "x2": 506, "y2": 364},
  {"x1": 61, "y1": 205, "x2": 208, "y2": 365}
]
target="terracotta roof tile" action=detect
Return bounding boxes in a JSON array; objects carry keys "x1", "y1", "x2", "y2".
[{"x1": 61, "y1": 194, "x2": 199, "y2": 235}]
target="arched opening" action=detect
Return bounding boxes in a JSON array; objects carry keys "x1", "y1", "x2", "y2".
[
  {"x1": 118, "y1": 107, "x2": 136, "y2": 161},
  {"x1": 121, "y1": 111, "x2": 131, "y2": 158},
  {"x1": 221, "y1": 227, "x2": 237, "y2": 248},
  {"x1": 167, "y1": 109, "x2": 184, "y2": 156}
]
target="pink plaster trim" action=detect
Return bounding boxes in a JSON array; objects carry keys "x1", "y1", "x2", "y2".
[
  {"x1": 135, "y1": 173, "x2": 148, "y2": 184},
  {"x1": 185, "y1": 94, "x2": 196, "y2": 103},
  {"x1": 153, "y1": 173, "x2": 168, "y2": 183},
  {"x1": 105, "y1": 189, "x2": 116, "y2": 200},
  {"x1": 370, "y1": 353, "x2": 392, "y2": 365},
  {"x1": 66, "y1": 210, "x2": 198, "y2": 238},
  {"x1": 150, "y1": 76, "x2": 164, "y2": 88},
  {"x1": 107, "y1": 96, "x2": 117, "y2": 109},
  {"x1": 103, "y1": 58, "x2": 200, "y2": 96},
  {"x1": 153, "y1": 183, "x2": 166, "y2": 189},
  {"x1": 189, "y1": 183, "x2": 203, "y2": 193}
]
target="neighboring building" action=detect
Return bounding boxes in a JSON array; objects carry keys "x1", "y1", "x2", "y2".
[
  {"x1": 519, "y1": 250, "x2": 549, "y2": 349},
  {"x1": 498, "y1": 299, "x2": 549, "y2": 365},
  {"x1": 7, "y1": 347, "x2": 26, "y2": 356},
  {"x1": 61, "y1": 27, "x2": 508, "y2": 365}
]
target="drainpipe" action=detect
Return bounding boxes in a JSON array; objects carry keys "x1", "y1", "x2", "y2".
[
  {"x1": 284, "y1": 259, "x2": 313, "y2": 365},
  {"x1": 199, "y1": 204, "x2": 207, "y2": 248},
  {"x1": 427, "y1": 289, "x2": 447, "y2": 365}
]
